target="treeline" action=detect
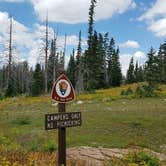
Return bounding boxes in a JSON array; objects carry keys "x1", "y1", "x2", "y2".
[
  {"x1": 0, "y1": 46, "x2": 65, "y2": 97},
  {"x1": 126, "y1": 43, "x2": 166, "y2": 86},
  {"x1": 1, "y1": 40, "x2": 166, "y2": 97}
]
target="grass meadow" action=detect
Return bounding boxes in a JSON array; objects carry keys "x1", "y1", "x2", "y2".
[{"x1": 0, "y1": 83, "x2": 166, "y2": 165}]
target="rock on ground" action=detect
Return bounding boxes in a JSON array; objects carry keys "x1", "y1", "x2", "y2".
[{"x1": 67, "y1": 146, "x2": 166, "y2": 166}]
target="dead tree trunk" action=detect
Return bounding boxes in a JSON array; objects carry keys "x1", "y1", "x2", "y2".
[
  {"x1": 44, "y1": 13, "x2": 48, "y2": 93},
  {"x1": 53, "y1": 30, "x2": 57, "y2": 82},
  {"x1": 8, "y1": 16, "x2": 12, "y2": 86}
]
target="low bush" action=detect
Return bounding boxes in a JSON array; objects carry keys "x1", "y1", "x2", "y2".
[
  {"x1": 126, "y1": 87, "x2": 133, "y2": 95},
  {"x1": 125, "y1": 151, "x2": 159, "y2": 166},
  {"x1": 0, "y1": 92, "x2": 5, "y2": 100},
  {"x1": 135, "y1": 85, "x2": 144, "y2": 97},
  {"x1": 43, "y1": 141, "x2": 57, "y2": 152},
  {"x1": 120, "y1": 90, "x2": 126, "y2": 96},
  {"x1": 121, "y1": 84, "x2": 158, "y2": 98},
  {"x1": 121, "y1": 87, "x2": 133, "y2": 96},
  {"x1": 142, "y1": 85, "x2": 157, "y2": 97},
  {"x1": 11, "y1": 116, "x2": 31, "y2": 126}
]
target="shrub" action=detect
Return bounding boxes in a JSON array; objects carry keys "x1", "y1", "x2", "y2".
[
  {"x1": 11, "y1": 117, "x2": 31, "y2": 126},
  {"x1": 121, "y1": 87, "x2": 133, "y2": 96},
  {"x1": 43, "y1": 141, "x2": 57, "y2": 152},
  {"x1": 125, "y1": 87, "x2": 133, "y2": 95},
  {"x1": 135, "y1": 85, "x2": 144, "y2": 97},
  {"x1": 30, "y1": 143, "x2": 38, "y2": 151},
  {"x1": 0, "y1": 92, "x2": 5, "y2": 100},
  {"x1": 120, "y1": 90, "x2": 126, "y2": 96},
  {"x1": 125, "y1": 152, "x2": 159, "y2": 166},
  {"x1": 143, "y1": 85, "x2": 157, "y2": 97}
]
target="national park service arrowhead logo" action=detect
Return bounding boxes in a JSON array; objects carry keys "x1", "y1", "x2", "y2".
[{"x1": 51, "y1": 74, "x2": 75, "y2": 103}]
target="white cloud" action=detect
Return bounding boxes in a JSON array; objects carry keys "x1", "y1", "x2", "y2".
[
  {"x1": 65, "y1": 55, "x2": 70, "y2": 70},
  {"x1": 120, "y1": 51, "x2": 146, "y2": 75},
  {"x1": 2, "y1": 0, "x2": 24, "y2": 2},
  {"x1": 57, "y1": 35, "x2": 87, "y2": 47},
  {"x1": 0, "y1": 12, "x2": 34, "y2": 49},
  {"x1": 0, "y1": 0, "x2": 137, "y2": 24},
  {"x1": 120, "y1": 54, "x2": 132, "y2": 76},
  {"x1": 134, "y1": 51, "x2": 145, "y2": 58},
  {"x1": 30, "y1": 0, "x2": 135, "y2": 24},
  {"x1": 148, "y1": 18, "x2": 166, "y2": 37},
  {"x1": 0, "y1": 12, "x2": 86, "y2": 67},
  {"x1": 119, "y1": 40, "x2": 140, "y2": 48},
  {"x1": 0, "y1": 12, "x2": 33, "y2": 64},
  {"x1": 139, "y1": 0, "x2": 166, "y2": 37},
  {"x1": 131, "y1": 1, "x2": 137, "y2": 9},
  {"x1": 139, "y1": 0, "x2": 166, "y2": 21}
]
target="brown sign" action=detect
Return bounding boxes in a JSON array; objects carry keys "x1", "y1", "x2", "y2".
[
  {"x1": 51, "y1": 74, "x2": 75, "y2": 103},
  {"x1": 45, "y1": 112, "x2": 82, "y2": 130}
]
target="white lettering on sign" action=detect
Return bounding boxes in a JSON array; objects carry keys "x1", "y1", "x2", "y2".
[{"x1": 45, "y1": 112, "x2": 82, "y2": 130}]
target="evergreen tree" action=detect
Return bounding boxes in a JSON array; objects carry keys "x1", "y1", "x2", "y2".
[
  {"x1": 145, "y1": 47, "x2": 160, "y2": 86},
  {"x1": 138, "y1": 66, "x2": 144, "y2": 82},
  {"x1": 126, "y1": 57, "x2": 135, "y2": 84},
  {"x1": 90, "y1": 30, "x2": 99, "y2": 89},
  {"x1": 76, "y1": 31, "x2": 82, "y2": 68},
  {"x1": 84, "y1": 0, "x2": 97, "y2": 90},
  {"x1": 0, "y1": 66, "x2": 7, "y2": 90},
  {"x1": 107, "y1": 38, "x2": 115, "y2": 86},
  {"x1": 95, "y1": 33, "x2": 106, "y2": 88},
  {"x1": 134, "y1": 61, "x2": 139, "y2": 82},
  {"x1": 157, "y1": 42, "x2": 166, "y2": 83},
  {"x1": 75, "y1": 31, "x2": 84, "y2": 94},
  {"x1": 66, "y1": 49, "x2": 76, "y2": 88},
  {"x1": 87, "y1": 0, "x2": 97, "y2": 50},
  {"x1": 110, "y1": 47, "x2": 122, "y2": 86},
  {"x1": 31, "y1": 63, "x2": 44, "y2": 96}
]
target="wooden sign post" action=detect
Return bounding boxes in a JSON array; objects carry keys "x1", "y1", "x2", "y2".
[
  {"x1": 45, "y1": 74, "x2": 81, "y2": 166},
  {"x1": 58, "y1": 103, "x2": 66, "y2": 166}
]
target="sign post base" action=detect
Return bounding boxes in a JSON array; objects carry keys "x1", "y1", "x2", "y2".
[{"x1": 58, "y1": 103, "x2": 66, "y2": 166}]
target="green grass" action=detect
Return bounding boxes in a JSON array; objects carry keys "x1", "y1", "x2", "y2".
[{"x1": 0, "y1": 85, "x2": 166, "y2": 155}]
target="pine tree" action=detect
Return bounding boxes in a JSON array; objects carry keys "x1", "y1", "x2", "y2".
[
  {"x1": 138, "y1": 66, "x2": 144, "y2": 82},
  {"x1": 126, "y1": 57, "x2": 135, "y2": 84},
  {"x1": 134, "y1": 61, "x2": 139, "y2": 82},
  {"x1": 110, "y1": 47, "x2": 122, "y2": 86},
  {"x1": 84, "y1": 0, "x2": 97, "y2": 90},
  {"x1": 90, "y1": 30, "x2": 99, "y2": 89},
  {"x1": 145, "y1": 47, "x2": 160, "y2": 86},
  {"x1": 66, "y1": 49, "x2": 76, "y2": 88},
  {"x1": 87, "y1": 0, "x2": 97, "y2": 50},
  {"x1": 76, "y1": 31, "x2": 82, "y2": 68},
  {"x1": 0, "y1": 66, "x2": 7, "y2": 90},
  {"x1": 75, "y1": 31, "x2": 84, "y2": 94},
  {"x1": 107, "y1": 38, "x2": 115, "y2": 86},
  {"x1": 158, "y1": 42, "x2": 166, "y2": 83},
  {"x1": 95, "y1": 33, "x2": 106, "y2": 88},
  {"x1": 31, "y1": 64, "x2": 44, "y2": 96}
]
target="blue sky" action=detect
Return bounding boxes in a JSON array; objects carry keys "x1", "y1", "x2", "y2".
[{"x1": 0, "y1": 0, "x2": 166, "y2": 75}]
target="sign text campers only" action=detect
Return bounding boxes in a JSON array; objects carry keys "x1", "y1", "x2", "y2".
[{"x1": 45, "y1": 112, "x2": 81, "y2": 130}]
